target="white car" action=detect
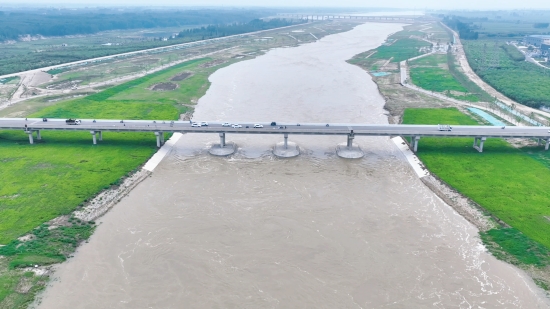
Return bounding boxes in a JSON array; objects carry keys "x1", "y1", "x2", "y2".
[
  {"x1": 253, "y1": 124, "x2": 263, "y2": 128},
  {"x1": 222, "y1": 122, "x2": 231, "y2": 127},
  {"x1": 231, "y1": 124, "x2": 242, "y2": 128},
  {"x1": 191, "y1": 122, "x2": 201, "y2": 127},
  {"x1": 201, "y1": 121, "x2": 208, "y2": 126}
]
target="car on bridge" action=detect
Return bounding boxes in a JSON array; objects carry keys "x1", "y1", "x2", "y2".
[
  {"x1": 222, "y1": 122, "x2": 231, "y2": 127},
  {"x1": 191, "y1": 122, "x2": 201, "y2": 127},
  {"x1": 232, "y1": 124, "x2": 242, "y2": 128},
  {"x1": 65, "y1": 119, "x2": 81, "y2": 125},
  {"x1": 253, "y1": 124, "x2": 263, "y2": 128},
  {"x1": 201, "y1": 121, "x2": 208, "y2": 126}
]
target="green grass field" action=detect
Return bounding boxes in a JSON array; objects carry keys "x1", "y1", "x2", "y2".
[
  {"x1": 403, "y1": 108, "x2": 550, "y2": 265},
  {"x1": 409, "y1": 54, "x2": 482, "y2": 102},
  {"x1": 371, "y1": 38, "x2": 431, "y2": 63},
  {"x1": 1, "y1": 57, "x2": 218, "y2": 244}
]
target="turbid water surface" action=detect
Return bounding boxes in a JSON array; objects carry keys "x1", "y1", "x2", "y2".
[{"x1": 37, "y1": 22, "x2": 549, "y2": 308}]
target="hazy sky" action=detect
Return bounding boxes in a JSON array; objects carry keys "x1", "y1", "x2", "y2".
[{"x1": 6, "y1": 0, "x2": 550, "y2": 10}]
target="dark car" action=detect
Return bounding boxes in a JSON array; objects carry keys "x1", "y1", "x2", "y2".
[
  {"x1": 42, "y1": 118, "x2": 47, "y2": 122},
  {"x1": 270, "y1": 121, "x2": 277, "y2": 126}
]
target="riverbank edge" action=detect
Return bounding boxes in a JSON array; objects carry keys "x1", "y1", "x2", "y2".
[{"x1": 367, "y1": 72, "x2": 550, "y2": 294}]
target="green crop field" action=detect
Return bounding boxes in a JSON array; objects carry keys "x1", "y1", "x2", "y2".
[
  {"x1": 403, "y1": 108, "x2": 550, "y2": 267},
  {"x1": 371, "y1": 38, "x2": 431, "y2": 63},
  {"x1": 409, "y1": 54, "x2": 483, "y2": 102}
]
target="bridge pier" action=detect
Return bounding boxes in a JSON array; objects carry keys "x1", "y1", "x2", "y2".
[
  {"x1": 219, "y1": 132, "x2": 226, "y2": 147},
  {"x1": 98, "y1": 131, "x2": 102, "y2": 141},
  {"x1": 411, "y1": 136, "x2": 420, "y2": 152},
  {"x1": 209, "y1": 132, "x2": 236, "y2": 156},
  {"x1": 36, "y1": 130, "x2": 41, "y2": 140},
  {"x1": 154, "y1": 132, "x2": 163, "y2": 148},
  {"x1": 546, "y1": 138, "x2": 550, "y2": 151},
  {"x1": 336, "y1": 133, "x2": 364, "y2": 159},
  {"x1": 26, "y1": 130, "x2": 34, "y2": 144},
  {"x1": 91, "y1": 131, "x2": 97, "y2": 145},
  {"x1": 473, "y1": 137, "x2": 487, "y2": 152},
  {"x1": 273, "y1": 133, "x2": 299, "y2": 158}
]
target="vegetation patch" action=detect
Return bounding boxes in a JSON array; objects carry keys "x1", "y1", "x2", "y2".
[
  {"x1": 480, "y1": 228, "x2": 550, "y2": 267},
  {"x1": 403, "y1": 108, "x2": 550, "y2": 251},
  {"x1": 409, "y1": 54, "x2": 483, "y2": 102},
  {"x1": 170, "y1": 72, "x2": 192, "y2": 81},
  {"x1": 410, "y1": 66, "x2": 469, "y2": 93},
  {"x1": 464, "y1": 39, "x2": 550, "y2": 108}
]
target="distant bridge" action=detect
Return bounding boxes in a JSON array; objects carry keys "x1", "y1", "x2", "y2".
[
  {"x1": 276, "y1": 14, "x2": 438, "y2": 22},
  {"x1": 1, "y1": 118, "x2": 549, "y2": 158}
]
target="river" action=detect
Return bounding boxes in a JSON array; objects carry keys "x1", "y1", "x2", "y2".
[{"x1": 37, "y1": 22, "x2": 549, "y2": 308}]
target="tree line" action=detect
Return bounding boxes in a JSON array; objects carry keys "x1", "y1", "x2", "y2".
[
  {"x1": 0, "y1": 8, "x2": 278, "y2": 41},
  {"x1": 443, "y1": 16, "x2": 479, "y2": 40}
]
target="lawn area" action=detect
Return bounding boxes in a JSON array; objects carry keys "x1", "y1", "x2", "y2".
[
  {"x1": 1, "y1": 57, "x2": 219, "y2": 244},
  {"x1": 371, "y1": 38, "x2": 431, "y2": 63},
  {"x1": 410, "y1": 66, "x2": 468, "y2": 93},
  {"x1": 403, "y1": 108, "x2": 550, "y2": 255},
  {"x1": 0, "y1": 130, "x2": 157, "y2": 243},
  {"x1": 409, "y1": 54, "x2": 483, "y2": 102}
]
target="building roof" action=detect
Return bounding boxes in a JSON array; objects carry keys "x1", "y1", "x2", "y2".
[{"x1": 527, "y1": 35, "x2": 550, "y2": 39}]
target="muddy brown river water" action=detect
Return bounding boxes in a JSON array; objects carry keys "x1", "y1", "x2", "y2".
[{"x1": 37, "y1": 23, "x2": 549, "y2": 308}]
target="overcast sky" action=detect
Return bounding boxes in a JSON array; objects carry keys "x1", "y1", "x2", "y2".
[{"x1": 5, "y1": 0, "x2": 550, "y2": 10}]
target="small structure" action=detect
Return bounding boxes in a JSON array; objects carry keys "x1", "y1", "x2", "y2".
[{"x1": 524, "y1": 35, "x2": 550, "y2": 47}]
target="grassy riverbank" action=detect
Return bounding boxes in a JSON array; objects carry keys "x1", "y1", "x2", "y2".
[
  {"x1": 0, "y1": 57, "x2": 226, "y2": 307},
  {"x1": 403, "y1": 108, "x2": 550, "y2": 276}
]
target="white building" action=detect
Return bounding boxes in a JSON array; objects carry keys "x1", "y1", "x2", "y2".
[{"x1": 524, "y1": 35, "x2": 550, "y2": 47}]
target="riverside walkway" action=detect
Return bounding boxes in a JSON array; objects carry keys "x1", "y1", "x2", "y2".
[{"x1": 2, "y1": 118, "x2": 550, "y2": 157}]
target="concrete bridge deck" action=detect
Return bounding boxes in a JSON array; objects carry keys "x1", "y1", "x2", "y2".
[{"x1": 2, "y1": 118, "x2": 549, "y2": 156}]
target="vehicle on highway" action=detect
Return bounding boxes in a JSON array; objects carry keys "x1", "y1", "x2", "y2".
[
  {"x1": 326, "y1": 124, "x2": 329, "y2": 127},
  {"x1": 222, "y1": 122, "x2": 231, "y2": 127},
  {"x1": 253, "y1": 124, "x2": 263, "y2": 128},
  {"x1": 502, "y1": 126, "x2": 505, "y2": 129},
  {"x1": 191, "y1": 122, "x2": 201, "y2": 127},
  {"x1": 438, "y1": 124, "x2": 452, "y2": 131},
  {"x1": 232, "y1": 124, "x2": 242, "y2": 128},
  {"x1": 42, "y1": 118, "x2": 47, "y2": 122},
  {"x1": 65, "y1": 118, "x2": 81, "y2": 125},
  {"x1": 297, "y1": 123, "x2": 300, "y2": 126},
  {"x1": 201, "y1": 121, "x2": 208, "y2": 126},
  {"x1": 271, "y1": 121, "x2": 277, "y2": 126}
]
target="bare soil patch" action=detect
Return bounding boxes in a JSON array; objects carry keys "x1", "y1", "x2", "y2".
[
  {"x1": 170, "y1": 72, "x2": 192, "y2": 81},
  {"x1": 151, "y1": 82, "x2": 178, "y2": 91}
]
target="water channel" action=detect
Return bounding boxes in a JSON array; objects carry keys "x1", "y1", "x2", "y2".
[{"x1": 37, "y1": 22, "x2": 549, "y2": 308}]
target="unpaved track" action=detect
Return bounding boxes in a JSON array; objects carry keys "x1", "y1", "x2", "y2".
[{"x1": 440, "y1": 22, "x2": 550, "y2": 119}]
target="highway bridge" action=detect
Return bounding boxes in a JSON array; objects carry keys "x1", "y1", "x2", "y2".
[{"x1": 1, "y1": 118, "x2": 549, "y2": 156}]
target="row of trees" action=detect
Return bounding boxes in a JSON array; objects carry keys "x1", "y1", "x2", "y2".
[
  {"x1": 443, "y1": 16, "x2": 479, "y2": 40},
  {"x1": 464, "y1": 40, "x2": 550, "y2": 108},
  {"x1": 0, "y1": 18, "x2": 304, "y2": 75},
  {"x1": 0, "y1": 8, "x2": 276, "y2": 41},
  {"x1": 177, "y1": 19, "x2": 299, "y2": 40}
]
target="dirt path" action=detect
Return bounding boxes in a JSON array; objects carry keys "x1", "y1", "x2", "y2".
[{"x1": 440, "y1": 22, "x2": 550, "y2": 119}]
